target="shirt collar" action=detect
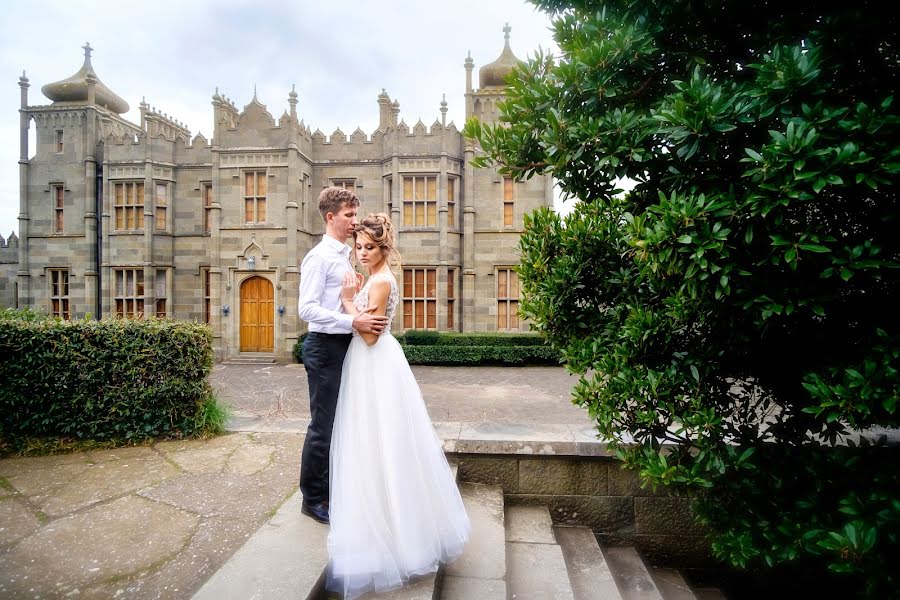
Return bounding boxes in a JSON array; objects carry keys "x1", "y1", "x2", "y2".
[{"x1": 322, "y1": 234, "x2": 351, "y2": 257}]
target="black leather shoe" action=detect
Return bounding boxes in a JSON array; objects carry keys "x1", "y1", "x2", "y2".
[{"x1": 301, "y1": 501, "x2": 330, "y2": 524}]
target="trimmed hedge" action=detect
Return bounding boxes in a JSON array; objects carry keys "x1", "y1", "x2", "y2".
[
  {"x1": 293, "y1": 330, "x2": 560, "y2": 366},
  {"x1": 397, "y1": 330, "x2": 546, "y2": 347},
  {"x1": 399, "y1": 343, "x2": 559, "y2": 366},
  {"x1": 0, "y1": 310, "x2": 224, "y2": 442}
]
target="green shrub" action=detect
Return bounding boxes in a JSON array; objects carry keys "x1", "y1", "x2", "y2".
[
  {"x1": 400, "y1": 344, "x2": 559, "y2": 366},
  {"x1": 466, "y1": 0, "x2": 899, "y2": 594},
  {"x1": 396, "y1": 331, "x2": 546, "y2": 347},
  {"x1": 0, "y1": 316, "x2": 225, "y2": 443}
]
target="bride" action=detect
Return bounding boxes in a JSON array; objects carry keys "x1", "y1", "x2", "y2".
[{"x1": 326, "y1": 213, "x2": 470, "y2": 599}]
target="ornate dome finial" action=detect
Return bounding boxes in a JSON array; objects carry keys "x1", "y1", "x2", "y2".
[
  {"x1": 479, "y1": 24, "x2": 523, "y2": 89},
  {"x1": 40, "y1": 43, "x2": 129, "y2": 113}
]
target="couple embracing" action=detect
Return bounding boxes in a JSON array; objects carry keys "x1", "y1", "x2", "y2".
[{"x1": 297, "y1": 186, "x2": 470, "y2": 599}]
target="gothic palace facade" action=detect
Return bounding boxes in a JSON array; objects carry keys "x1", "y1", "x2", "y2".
[{"x1": 5, "y1": 28, "x2": 550, "y2": 361}]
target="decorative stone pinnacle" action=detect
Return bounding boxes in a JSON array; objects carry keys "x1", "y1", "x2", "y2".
[
  {"x1": 503, "y1": 23, "x2": 511, "y2": 41},
  {"x1": 83, "y1": 42, "x2": 93, "y2": 59},
  {"x1": 440, "y1": 93, "x2": 448, "y2": 108},
  {"x1": 289, "y1": 83, "x2": 298, "y2": 100}
]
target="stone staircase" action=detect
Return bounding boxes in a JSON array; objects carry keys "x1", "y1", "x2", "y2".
[
  {"x1": 192, "y1": 463, "x2": 725, "y2": 600},
  {"x1": 222, "y1": 352, "x2": 277, "y2": 365}
]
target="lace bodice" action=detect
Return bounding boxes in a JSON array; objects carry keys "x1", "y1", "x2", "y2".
[{"x1": 352, "y1": 271, "x2": 398, "y2": 336}]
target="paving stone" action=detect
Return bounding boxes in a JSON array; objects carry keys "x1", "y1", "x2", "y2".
[
  {"x1": 0, "y1": 497, "x2": 42, "y2": 548},
  {"x1": 444, "y1": 483, "x2": 505, "y2": 581},
  {"x1": 0, "y1": 495, "x2": 197, "y2": 598},
  {"x1": 555, "y1": 526, "x2": 623, "y2": 600},
  {"x1": 36, "y1": 451, "x2": 181, "y2": 517},
  {"x1": 157, "y1": 434, "x2": 249, "y2": 474},
  {"x1": 505, "y1": 505, "x2": 555, "y2": 544},
  {"x1": 507, "y1": 541, "x2": 575, "y2": 600},
  {"x1": 440, "y1": 575, "x2": 506, "y2": 600},
  {"x1": 224, "y1": 442, "x2": 276, "y2": 476},
  {"x1": 0, "y1": 456, "x2": 91, "y2": 499},
  {"x1": 140, "y1": 471, "x2": 287, "y2": 518}
]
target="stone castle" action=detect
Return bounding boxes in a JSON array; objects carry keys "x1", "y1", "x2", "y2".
[{"x1": 3, "y1": 25, "x2": 551, "y2": 361}]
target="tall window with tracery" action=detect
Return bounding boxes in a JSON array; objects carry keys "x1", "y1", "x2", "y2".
[{"x1": 202, "y1": 183, "x2": 213, "y2": 233}]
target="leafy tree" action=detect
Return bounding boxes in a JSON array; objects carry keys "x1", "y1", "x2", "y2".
[{"x1": 465, "y1": 0, "x2": 899, "y2": 594}]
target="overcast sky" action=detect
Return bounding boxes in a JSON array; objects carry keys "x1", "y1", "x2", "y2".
[{"x1": 0, "y1": 0, "x2": 560, "y2": 239}]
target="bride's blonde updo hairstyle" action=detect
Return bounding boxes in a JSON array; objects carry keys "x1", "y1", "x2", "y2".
[{"x1": 353, "y1": 213, "x2": 401, "y2": 269}]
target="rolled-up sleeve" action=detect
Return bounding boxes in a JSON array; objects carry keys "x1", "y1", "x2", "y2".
[{"x1": 298, "y1": 253, "x2": 354, "y2": 333}]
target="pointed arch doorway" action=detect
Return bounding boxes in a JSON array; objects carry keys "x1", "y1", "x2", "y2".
[{"x1": 240, "y1": 276, "x2": 274, "y2": 352}]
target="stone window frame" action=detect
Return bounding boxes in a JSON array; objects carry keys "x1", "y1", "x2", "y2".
[
  {"x1": 496, "y1": 266, "x2": 520, "y2": 330},
  {"x1": 330, "y1": 178, "x2": 356, "y2": 191},
  {"x1": 55, "y1": 129, "x2": 64, "y2": 153},
  {"x1": 114, "y1": 267, "x2": 145, "y2": 319},
  {"x1": 202, "y1": 267, "x2": 211, "y2": 324},
  {"x1": 243, "y1": 170, "x2": 267, "y2": 224},
  {"x1": 201, "y1": 182, "x2": 213, "y2": 234},
  {"x1": 401, "y1": 175, "x2": 438, "y2": 229},
  {"x1": 447, "y1": 176, "x2": 459, "y2": 230},
  {"x1": 154, "y1": 181, "x2": 169, "y2": 232},
  {"x1": 502, "y1": 176, "x2": 516, "y2": 228},
  {"x1": 154, "y1": 268, "x2": 170, "y2": 318},
  {"x1": 48, "y1": 268, "x2": 70, "y2": 319},
  {"x1": 402, "y1": 266, "x2": 438, "y2": 330},
  {"x1": 447, "y1": 268, "x2": 457, "y2": 330},
  {"x1": 113, "y1": 181, "x2": 145, "y2": 232},
  {"x1": 51, "y1": 182, "x2": 65, "y2": 233}
]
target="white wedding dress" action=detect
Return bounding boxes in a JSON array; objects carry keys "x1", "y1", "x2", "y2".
[{"x1": 327, "y1": 271, "x2": 470, "y2": 599}]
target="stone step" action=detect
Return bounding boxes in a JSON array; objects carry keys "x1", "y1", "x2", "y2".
[
  {"x1": 223, "y1": 358, "x2": 277, "y2": 365},
  {"x1": 651, "y1": 568, "x2": 697, "y2": 600},
  {"x1": 554, "y1": 526, "x2": 624, "y2": 600},
  {"x1": 604, "y1": 547, "x2": 664, "y2": 600},
  {"x1": 359, "y1": 573, "x2": 439, "y2": 600},
  {"x1": 192, "y1": 489, "x2": 327, "y2": 600},
  {"x1": 441, "y1": 482, "x2": 506, "y2": 600},
  {"x1": 505, "y1": 505, "x2": 575, "y2": 600}
]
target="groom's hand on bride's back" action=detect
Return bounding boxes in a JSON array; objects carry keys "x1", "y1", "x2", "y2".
[{"x1": 353, "y1": 306, "x2": 388, "y2": 334}]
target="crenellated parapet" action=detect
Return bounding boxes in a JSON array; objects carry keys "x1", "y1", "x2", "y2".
[
  {"x1": 0, "y1": 233, "x2": 19, "y2": 264},
  {"x1": 212, "y1": 89, "x2": 240, "y2": 134},
  {"x1": 140, "y1": 98, "x2": 191, "y2": 143}
]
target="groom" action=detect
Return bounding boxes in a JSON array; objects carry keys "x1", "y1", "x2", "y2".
[{"x1": 297, "y1": 186, "x2": 388, "y2": 524}]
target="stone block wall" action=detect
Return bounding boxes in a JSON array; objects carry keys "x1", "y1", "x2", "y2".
[{"x1": 454, "y1": 454, "x2": 711, "y2": 567}]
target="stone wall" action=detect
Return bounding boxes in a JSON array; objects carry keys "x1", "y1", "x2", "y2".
[
  {"x1": 0, "y1": 234, "x2": 18, "y2": 309},
  {"x1": 453, "y1": 454, "x2": 711, "y2": 568}
]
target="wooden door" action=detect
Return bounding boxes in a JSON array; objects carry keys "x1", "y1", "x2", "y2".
[{"x1": 240, "y1": 276, "x2": 274, "y2": 352}]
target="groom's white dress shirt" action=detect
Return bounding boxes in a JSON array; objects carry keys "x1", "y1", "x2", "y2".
[{"x1": 298, "y1": 235, "x2": 354, "y2": 334}]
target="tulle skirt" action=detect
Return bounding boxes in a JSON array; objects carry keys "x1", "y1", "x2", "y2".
[{"x1": 326, "y1": 333, "x2": 470, "y2": 599}]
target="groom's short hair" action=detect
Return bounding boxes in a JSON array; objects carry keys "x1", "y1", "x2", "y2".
[{"x1": 318, "y1": 187, "x2": 359, "y2": 220}]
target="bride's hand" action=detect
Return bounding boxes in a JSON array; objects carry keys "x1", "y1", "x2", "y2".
[{"x1": 341, "y1": 272, "x2": 358, "y2": 302}]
